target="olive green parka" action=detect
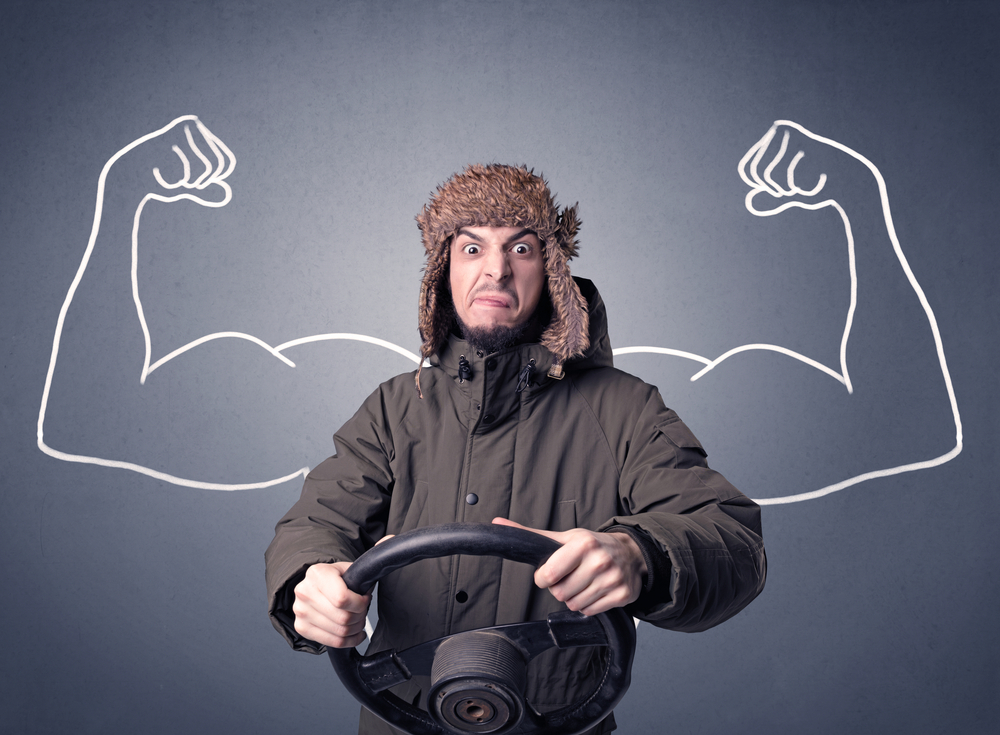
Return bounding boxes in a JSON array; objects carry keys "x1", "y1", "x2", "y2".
[{"x1": 265, "y1": 278, "x2": 766, "y2": 733}]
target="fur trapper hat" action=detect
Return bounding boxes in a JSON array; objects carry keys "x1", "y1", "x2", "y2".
[{"x1": 416, "y1": 164, "x2": 589, "y2": 379}]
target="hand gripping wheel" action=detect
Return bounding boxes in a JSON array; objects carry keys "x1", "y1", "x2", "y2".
[{"x1": 328, "y1": 523, "x2": 636, "y2": 735}]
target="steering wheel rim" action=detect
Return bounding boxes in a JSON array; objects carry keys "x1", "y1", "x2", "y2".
[{"x1": 328, "y1": 523, "x2": 636, "y2": 735}]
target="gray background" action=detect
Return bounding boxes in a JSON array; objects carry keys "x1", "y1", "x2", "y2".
[{"x1": 2, "y1": 1, "x2": 997, "y2": 733}]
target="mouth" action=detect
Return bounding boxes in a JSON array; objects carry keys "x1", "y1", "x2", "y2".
[{"x1": 471, "y1": 289, "x2": 515, "y2": 310}]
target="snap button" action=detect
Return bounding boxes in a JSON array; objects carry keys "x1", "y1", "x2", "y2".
[
  {"x1": 482, "y1": 414, "x2": 495, "y2": 424},
  {"x1": 466, "y1": 493, "x2": 479, "y2": 505},
  {"x1": 455, "y1": 590, "x2": 469, "y2": 603},
  {"x1": 486, "y1": 358, "x2": 497, "y2": 370}
]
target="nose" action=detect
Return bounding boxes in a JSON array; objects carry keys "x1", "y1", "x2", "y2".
[{"x1": 483, "y1": 247, "x2": 511, "y2": 281}]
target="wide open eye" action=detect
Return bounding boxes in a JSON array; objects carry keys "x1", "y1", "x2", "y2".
[
  {"x1": 462, "y1": 243, "x2": 481, "y2": 255},
  {"x1": 512, "y1": 243, "x2": 531, "y2": 255}
]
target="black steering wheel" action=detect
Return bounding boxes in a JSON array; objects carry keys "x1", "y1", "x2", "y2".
[{"x1": 328, "y1": 523, "x2": 636, "y2": 735}]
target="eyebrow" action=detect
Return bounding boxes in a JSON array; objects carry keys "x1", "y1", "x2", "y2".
[{"x1": 456, "y1": 227, "x2": 535, "y2": 245}]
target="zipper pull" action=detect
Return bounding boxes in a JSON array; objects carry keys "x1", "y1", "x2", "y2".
[
  {"x1": 458, "y1": 355, "x2": 472, "y2": 383},
  {"x1": 515, "y1": 359, "x2": 536, "y2": 394}
]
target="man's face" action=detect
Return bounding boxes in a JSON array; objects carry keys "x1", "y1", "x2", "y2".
[{"x1": 449, "y1": 226, "x2": 546, "y2": 332}]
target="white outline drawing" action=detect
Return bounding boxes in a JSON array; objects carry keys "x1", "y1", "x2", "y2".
[
  {"x1": 37, "y1": 116, "x2": 962, "y2": 504},
  {"x1": 35, "y1": 115, "x2": 426, "y2": 491}
]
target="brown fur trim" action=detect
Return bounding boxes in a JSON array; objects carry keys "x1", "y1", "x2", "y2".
[{"x1": 416, "y1": 164, "x2": 588, "y2": 369}]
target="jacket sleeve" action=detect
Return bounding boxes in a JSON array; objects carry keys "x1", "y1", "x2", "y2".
[
  {"x1": 264, "y1": 385, "x2": 396, "y2": 653},
  {"x1": 598, "y1": 390, "x2": 766, "y2": 633}
]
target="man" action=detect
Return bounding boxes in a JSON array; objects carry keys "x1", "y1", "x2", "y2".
[{"x1": 265, "y1": 164, "x2": 766, "y2": 735}]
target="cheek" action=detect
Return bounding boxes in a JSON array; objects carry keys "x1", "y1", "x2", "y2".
[
  {"x1": 449, "y1": 264, "x2": 473, "y2": 307},
  {"x1": 517, "y1": 274, "x2": 544, "y2": 313}
]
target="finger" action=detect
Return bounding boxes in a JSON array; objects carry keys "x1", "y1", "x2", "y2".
[
  {"x1": 491, "y1": 516, "x2": 525, "y2": 529},
  {"x1": 153, "y1": 145, "x2": 191, "y2": 190},
  {"x1": 542, "y1": 560, "x2": 592, "y2": 600},
  {"x1": 375, "y1": 534, "x2": 395, "y2": 545},
  {"x1": 183, "y1": 124, "x2": 215, "y2": 188},
  {"x1": 293, "y1": 602, "x2": 369, "y2": 639},
  {"x1": 576, "y1": 590, "x2": 628, "y2": 617},
  {"x1": 294, "y1": 580, "x2": 370, "y2": 629},
  {"x1": 322, "y1": 583, "x2": 372, "y2": 616},
  {"x1": 738, "y1": 126, "x2": 776, "y2": 189},
  {"x1": 762, "y1": 129, "x2": 795, "y2": 195},
  {"x1": 534, "y1": 540, "x2": 588, "y2": 591},
  {"x1": 740, "y1": 124, "x2": 779, "y2": 191},
  {"x1": 198, "y1": 120, "x2": 238, "y2": 182},
  {"x1": 303, "y1": 564, "x2": 372, "y2": 614},
  {"x1": 786, "y1": 149, "x2": 827, "y2": 197},
  {"x1": 541, "y1": 535, "x2": 620, "y2": 600},
  {"x1": 294, "y1": 613, "x2": 368, "y2": 649},
  {"x1": 191, "y1": 118, "x2": 228, "y2": 183},
  {"x1": 292, "y1": 587, "x2": 368, "y2": 640},
  {"x1": 315, "y1": 631, "x2": 367, "y2": 649},
  {"x1": 491, "y1": 517, "x2": 563, "y2": 542},
  {"x1": 293, "y1": 587, "x2": 371, "y2": 649},
  {"x1": 572, "y1": 559, "x2": 634, "y2": 604}
]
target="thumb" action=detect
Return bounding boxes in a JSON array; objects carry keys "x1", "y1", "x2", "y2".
[
  {"x1": 743, "y1": 186, "x2": 831, "y2": 218},
  {"x1": 492, "y1": 517, "x2": 562, "y2": 542}
]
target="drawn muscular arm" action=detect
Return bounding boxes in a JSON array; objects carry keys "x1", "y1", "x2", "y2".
[
  {"x1": 619, "y1": 122, "x2": 962, "y2": 504},
  {"x1": 732, "y1": 122, "x2": 962, "y2": 503},
  {"x1": 36, "y1": 116, "x2": 313, "y2": 489}
]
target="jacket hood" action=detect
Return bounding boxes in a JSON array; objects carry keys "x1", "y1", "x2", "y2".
[
  {"x1": 569, "y1": 277, "x2": 613, "y2": 371},
  {"x1": 416, "y1": 164, "x2": 589, "y2": 382}
]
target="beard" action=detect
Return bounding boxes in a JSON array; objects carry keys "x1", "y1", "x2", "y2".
[
  {"x1": 455, "y1": 315, "x2": 534, "y2": 355},
  {"x1": 449, "y1": 292, "x2": 551, "y2": 355}
]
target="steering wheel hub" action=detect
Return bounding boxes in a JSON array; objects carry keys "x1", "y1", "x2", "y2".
[
  {"x1": 429, "y1": 632, "x2": 526, "y2": 733},
  {"x1": 435, "y1": 683, "x2": 512, "y2": 732}
]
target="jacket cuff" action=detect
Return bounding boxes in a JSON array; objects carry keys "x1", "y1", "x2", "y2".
[
  {"x1": 603, "y1": 525, "x2": 672, "y2": 611},
  {"x1": 267, "y1": 557, "x2": 341, "y2": 654}
]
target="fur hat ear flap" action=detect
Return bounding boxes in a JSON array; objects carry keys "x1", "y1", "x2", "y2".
[
  {"x1": 540, "y1": 210, "x2": 589, "y2": 371},
  {"x1": 418, "y1": 240, "x2": 451, "y2": 362}
]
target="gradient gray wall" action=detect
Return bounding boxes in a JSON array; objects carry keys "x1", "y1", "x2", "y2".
[{"x1": 2, "y1": 1, "x2": 997, "y2": 733}]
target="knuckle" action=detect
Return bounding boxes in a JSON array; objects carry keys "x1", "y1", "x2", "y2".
[
  {"x1": 593, "y1": 554, "x2": 613, "y2": 573},
  {"x1": 329, "y1": 588, "x2": 352, "y2": 609},
  {"x1": 291, "y1": 595, "x2": 313, "y2": 618},
  {"x1": 608, "y1": 589, "x2": 628, "y2": 607},
  {"x1": 329, "y1": 621, "x2": 351, "y2": 637},
  {"x1": 575, "y1": 533, "x2": 600, "y2": 552},
  {"x1": 293, "y1": 617, "x2": 313, "y2": 638},
  {"x1": 331, "y1": 586, "x2": 351, "y2": 603},
  {"x1": 536, "y1": 568, "x2": 556, "y2": 588}
]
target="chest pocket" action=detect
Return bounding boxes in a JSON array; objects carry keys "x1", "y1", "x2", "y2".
[{"x1": 552, "y1": 499, "x2": 578, "y2": 532}]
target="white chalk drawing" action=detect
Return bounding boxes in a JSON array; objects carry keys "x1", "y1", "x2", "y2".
[
  {"x1": 619, "y1": 120, "x2": 963, "y2": 504},
  {"x1": 37, "y1": 116, "x2": 962, "y2": 504}
]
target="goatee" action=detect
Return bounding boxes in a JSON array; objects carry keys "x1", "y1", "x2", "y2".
[
  {"x1": 447, "y1": 290, "x2": 551, "y2": 355},
  {"x1": 455, "y1": 315, "x2": 535, "y2": 355}
]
